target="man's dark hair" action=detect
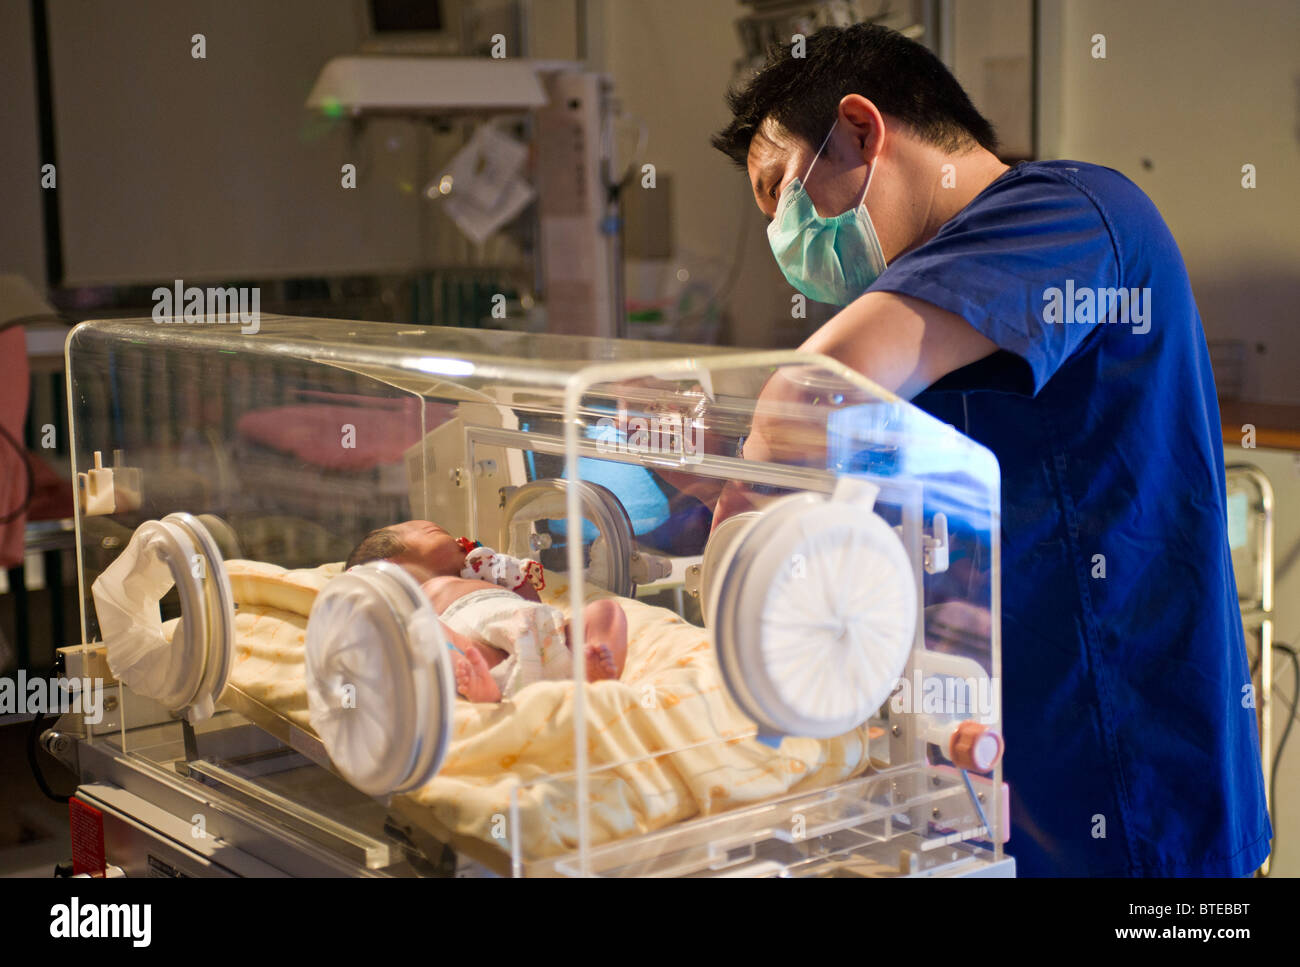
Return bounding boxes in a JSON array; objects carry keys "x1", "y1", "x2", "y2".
[
  {"x1": 712, "y1": 23, "x2": 998, "y2": 168},
  {"x1": 345, "y1": 527, "x2": 407, "y2": 570}
]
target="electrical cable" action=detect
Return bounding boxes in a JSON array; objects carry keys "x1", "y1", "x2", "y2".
[
  {"x1": 708, "y1": 198, "x2": 754, "y2": 310},
  {"x1": 1218, "y1": 638, "x2": 1291, "y2": 875},
  {"x1": 666, "y1": 195, "x2": 755, "y2": 339},
  {"x1": 1264, "y1": 640, "x2": 1298, "y2": 873}
]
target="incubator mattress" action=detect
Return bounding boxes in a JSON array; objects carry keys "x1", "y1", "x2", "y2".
[{"x1": 190, "y1": 560, "x2": 875, "y2": 864}]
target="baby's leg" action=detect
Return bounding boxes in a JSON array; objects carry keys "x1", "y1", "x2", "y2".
[
  {"x1": 452, "y1": 647, "x2": 501, "y2": 703},
  {"x1": 438, "y1": 617, "x2": 507, "y2": 705},
  {"x1": 579, "y1": 599, "x2": 628, "y2": 682}
]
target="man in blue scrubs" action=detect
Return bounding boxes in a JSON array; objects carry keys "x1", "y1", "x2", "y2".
[{"x1": 710, "y1": 24, "x2": 1270, "y2": 876}]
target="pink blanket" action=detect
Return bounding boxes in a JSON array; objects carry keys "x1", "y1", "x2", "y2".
[
  {"x1": 0, "y1": 328, "x2": 29, "y2": 567},
  {"x1": 236, "y1": 395, "x2": 446, "y2": 471}
]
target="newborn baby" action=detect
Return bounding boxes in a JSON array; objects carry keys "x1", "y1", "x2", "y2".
[{"x1": 346, "y1": 521, "x2": 628, "y2": 703}]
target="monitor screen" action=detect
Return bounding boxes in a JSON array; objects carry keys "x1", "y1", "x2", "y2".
[{"x1": 369, "y1": 0, "x2": 444, "y2": 33}]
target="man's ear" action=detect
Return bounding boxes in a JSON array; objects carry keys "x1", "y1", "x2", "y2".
[{"x1": 837, "y1": 94, "x2": 884, "y2": 157}]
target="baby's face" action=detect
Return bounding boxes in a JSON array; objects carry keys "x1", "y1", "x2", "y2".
[{"x1": 388, "y1": 520, "x2": 467, "y2": 580}]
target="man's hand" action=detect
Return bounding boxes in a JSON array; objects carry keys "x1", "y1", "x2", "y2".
[
  {"x1": 707, "y1": 371, "x2": 820, "y2": 533},
  {"x1": 595, "y1": 376, "x2": 733, "y2": 510}
]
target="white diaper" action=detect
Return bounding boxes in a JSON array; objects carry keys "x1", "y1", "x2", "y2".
[{"x1": 440, "y1": 587, "x2": 571, "y2": 699}]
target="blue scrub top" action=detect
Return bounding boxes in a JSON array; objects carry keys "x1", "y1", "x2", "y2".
[{"x1": 869, "y1": 160, "x2": 1271, "y2": 876}]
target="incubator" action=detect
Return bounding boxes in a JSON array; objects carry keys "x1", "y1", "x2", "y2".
[{"x1": 49, "y1": 315, "x2": 1010, "y2": 877}]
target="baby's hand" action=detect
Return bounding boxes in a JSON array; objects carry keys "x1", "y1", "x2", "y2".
[{"x1": 461, "y1": 546, "x2": 544, "y2": 595}]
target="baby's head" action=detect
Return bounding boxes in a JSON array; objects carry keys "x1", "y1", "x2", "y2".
[{"x1": 345, "y1": 520, "x2": 467, "y2": 582}]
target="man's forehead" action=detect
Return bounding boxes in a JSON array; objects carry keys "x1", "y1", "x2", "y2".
[
  {"x1": 748, "y1": 123, "x2": 804, "y2": 201},
  {"x1": 747, "y1": 121, "x2": 797, "y2": 170}
]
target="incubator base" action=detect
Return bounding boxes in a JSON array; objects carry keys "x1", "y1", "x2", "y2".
[{"x1": 47, "y1": 705, "x2": 1009, "y2": 878}]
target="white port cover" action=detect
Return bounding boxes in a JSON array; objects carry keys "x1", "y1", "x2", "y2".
[
  {"x1": 93, "y1": 513, "x2": 235, "y2": 724},
  {"x1": 698, "y1": 511, "x2": 761, "y2": 628},
  {"x1": 305, "y1": 562, "x2": 455, "y2": 797},
  {"x1": 711, "y1": 486, "x2": 917, "y2": 739}
]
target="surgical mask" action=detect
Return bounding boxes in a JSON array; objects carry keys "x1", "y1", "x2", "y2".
[{"x1": 766, "y1": 123, "x2": 887, "y2": 306}]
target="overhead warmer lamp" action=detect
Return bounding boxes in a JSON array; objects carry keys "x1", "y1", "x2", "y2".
[{"x1": 305, "y1": 56, "x2": 548, "y2": 117}]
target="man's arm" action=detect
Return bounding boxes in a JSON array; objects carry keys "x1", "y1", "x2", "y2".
[
  {"x1": 708, "y1": 291, "x2": 997, "y2": 529},
  {"x1": 800, "y1": 290, "x2": 997, "y2": 399}
]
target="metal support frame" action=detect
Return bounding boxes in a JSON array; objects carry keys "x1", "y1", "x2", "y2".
[{"x1": 1226, "y1": 463, "x2": 1275, "y2": 875}]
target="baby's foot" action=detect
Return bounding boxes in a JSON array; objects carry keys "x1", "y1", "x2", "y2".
[
  {"x1": 454, "y1": 648, "x2": 501, "y2": 702},
  {"x1": 585, "y1": 643, "x2": 619, "y2": 682}
]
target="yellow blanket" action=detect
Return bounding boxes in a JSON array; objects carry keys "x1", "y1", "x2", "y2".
[{"x1": 213, "y1": 560, "x2": 873, "y2": 863}]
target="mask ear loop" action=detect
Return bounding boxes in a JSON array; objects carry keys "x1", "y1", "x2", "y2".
[
  {"x1": 802, "y1": 121, "x2": 840, "y2": 183},
  {"x1": 857, "y1": 157, "x2": 877, "y2": 209},
  {"x1": 806, "y1": 117, "x2": 879, "y2": 213}
]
